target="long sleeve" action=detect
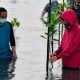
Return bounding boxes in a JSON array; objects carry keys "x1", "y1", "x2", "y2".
[
  {"x1": 55, "y1": 43, "x2": 62, "y2": 54},
  {"x1": 55, "y1": 34, "x2": 64, "y2": 54},
  {"x1": 10, "y1": 24, "x2": 16, "y2": 46},
  {"x1": 56, "y1": 32, "x2": 80, "y2": 59}
]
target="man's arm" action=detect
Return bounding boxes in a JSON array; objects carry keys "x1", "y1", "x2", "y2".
[
  {"x1": 40, "y1": 10, "x2": 46, "y2": 21},
  {"x1": 10, "y1": 24, "x2": 17, "y2": 59},
  {"x1": 40, "y1": 3, "x2": 49, "y2": 20}
]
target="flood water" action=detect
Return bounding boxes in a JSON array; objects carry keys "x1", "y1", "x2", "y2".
[{"x1": 0, "y1": 0, "x2": 80, "y2": 80}]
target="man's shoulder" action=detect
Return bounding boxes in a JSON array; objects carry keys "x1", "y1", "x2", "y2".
[
  {"x1": 5, "y1": 21, "x2": 13, "y2": 30},
  {"x1": 43, "y1": 3, "x2": 50, "y2": 11},
  {"x1": 6, "y1": 21, "x2": 11, "y2": 24},
  {"x1": 6, "y1": 21, "x2": 12, "y2": 27}
]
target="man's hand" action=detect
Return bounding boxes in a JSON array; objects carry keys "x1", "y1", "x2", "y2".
[
  {"x1": 50, "y1": 55, "x2": 57, "y2": 63},
  {"x1": 50, "y1": 52, "x2": 56, "y2": 57},
  {"x1": 13, "y1": 51, "x2": 17, "y2": 60},
  {"x1": 11, "y1": 46, "x2": 17, "y2": 60}
]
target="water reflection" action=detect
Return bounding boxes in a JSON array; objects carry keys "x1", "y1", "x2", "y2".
[
  {"x1": 48, "y1": 68, "x2": 80, "y2": 80},
  {"x1": 0, "y1": 59, "x2": 16, "y2": 80},
  {"x1": 62, "y1": 69, "x2": 80, "y2": 80}
]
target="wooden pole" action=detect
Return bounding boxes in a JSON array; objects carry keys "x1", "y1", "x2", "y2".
[{"x1": 46, "y1": 0, "x2": 51, "y2": 79}]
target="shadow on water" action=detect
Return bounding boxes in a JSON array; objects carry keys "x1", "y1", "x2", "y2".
[
  {"x1": 0, "y1": 59, "x2": 16, "y2": 80},
  {"x1": 46, "y1": 68, "x2": 80, "y2": 80}
]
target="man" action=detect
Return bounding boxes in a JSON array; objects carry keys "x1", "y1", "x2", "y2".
[
  {"x1": 0, "y1": 7, "x2": 17, "y2": 60},
  {"x1": 40, "y1": 0, "x2": 58, "y2": 20},
  {"x1": 72, "y1": 0, "x2": 80, "y2": 24},
  {"x1": 50, "y1": 9, "x2": 80, "y2": 69}
]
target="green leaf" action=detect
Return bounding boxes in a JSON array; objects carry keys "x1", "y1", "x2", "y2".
[
  {"x1": 42, "y1": 19, "x2": 48, "y2": 25},
  {"x1": 45, "y1": 32, "x2": 48, "y2": 35},
  {"x1": 13, "y1": 18, "x2": 17, "y2": 22},
  {"x1": 40, "y1": 35, "x2": 47, "y2": 39},
  {"x1": 11, "y1": 21, "x2": 15, "y2": 27},
  {"x1": 16, "y1": 22, "x2": 20, "y2": 27},
  {"x1": 64, "y1": 2, "x2": 71, "y2": 9},
  {"x1": 49, "y1": 29, "x2": 57, "y2": 36},
  {"x1": 53, "y1": 39, "x2": 59, "y2": 41},
  {"x1": 10, "y1": 18, "x2": 20, "y2": 27}
]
